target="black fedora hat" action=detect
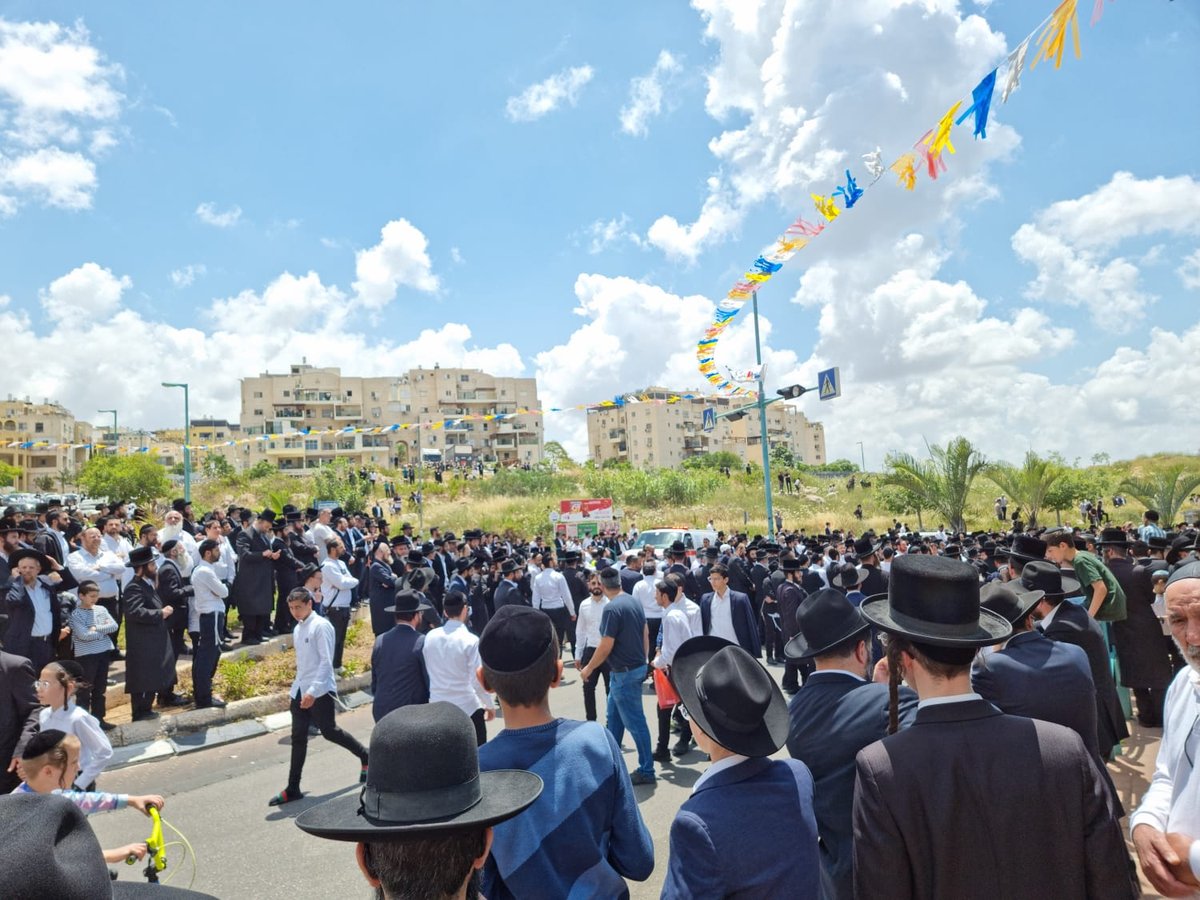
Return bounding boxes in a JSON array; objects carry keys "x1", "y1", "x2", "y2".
[
  {"x1": 1096, "y1": 527, "x2": 1130, "y2": 546},
  {"x1": 670, "y1": 636, "x2": 788, "y2": 757},
  {"x1": 0, "y1": 792, "x2": 215, "y2": 898},
  {"x1": 8, "y1": 547, "x2": 51, "y2": 575},
  {"x1": 853, "y1": 535, "x2": 881, "y2": 557},
  {"x1": 779, "y1": 555, "x2": 802, "y2": 572},
  {"x1": 258, "y1": 508, "x2": 277, "y2": 523},
  {"x1": 1005, "y1": 533, "x2": 1047, "y2": 563},
  {"x1": 1010, "y1": 559, "x2": 1081, "y2": 598},
  {"x1": 860, "y1": 555, "x2": 1010, "y2": 648},
  {"x1": 499, "y1": 559, "x2": 520, "y2": 575},
  {"x1": 830, "y1": 563, "x2": 867, "y2": 591},
  {"x1": 126, "y1": 545, "x2": 156, "y2": 569},
  {"x1": 784, "y1": 588, "x2": 870, "y2": 660},
  {"x1": 1148, "y1": 535, "x2": 1170, "y2": 552},
  {"x1": 296, "y1": 702, "x2": 542, "y2": 840},
  {"x1": 979, "y1": 582, "x2": 1045, "y2": 626},
  {"x1": 384, "y1": 589, "x2": 433, "y2": 616},
  {"x1": 669, "y1": 540, "x2": 687, "y2": 555}
]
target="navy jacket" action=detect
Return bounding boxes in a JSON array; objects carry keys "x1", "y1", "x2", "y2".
[
  {"x1": 493, "y1": 578, "x2": 524, "y2": 610},
  {"x1": 4, "y1": 572, "x2": 77, "y2": 659},
  {"x1": 700, "y1": 590, "x2": 761, "y2": 658},
  {"x1": 787, "y1": 672, "x2": 918, "y2": 900},
  {"x1": 367, "y1": 560, "x2": 398, "y2": 637},
  {"x1": 619, "y1": 566, "x2": 642, "y2": 596},
  {"x1": 662, "y1": 756, "x2": 820, "y2": 900},
  {"x1": 1040, "y1": 601, "x2": 1130, "y2": 759},
  {"x1": 370, "y1": 623, "x2": 428, "y2": 722}
]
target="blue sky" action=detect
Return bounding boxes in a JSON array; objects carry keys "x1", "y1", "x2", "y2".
[{"x1": 0, "y1": 0, "x2": 1197, "y2": 466}]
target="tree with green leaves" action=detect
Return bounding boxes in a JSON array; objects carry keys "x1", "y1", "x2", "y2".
[
  {"x1": 57, "y1": 467, "x2": 75, "y2": 493},
  {"x1": 78, "y1": 454, "x2": 172, "y2": 508},
  {"x1": 0, "y1": 461, "x2": 21, "y2": 488},
  {"x1": 1119, "y1": 464, "x2": 1200, "y2": 526},
  {"x1": 34, "y1": 475, "x2": 55, "y2": 492},
  {"x1": 247, "y1": 460, "x2": 277, "y2": 479},
  {"x1": 542, "y1": 441, "x2": 575, "y2": 468},
  {"x1": 310, "y1": 458, "x2": 370, "y2": 514},
  {"x1": 202, "y1": 454, "x2": 236, "y2": 478},
  {"x1": 769, "y1": 444, "x2": 796, "y2": 469},
  {"x1": 1045, "y1": 468, "x2": 1116, "y2": 526},
  {"x1": 877, "y1": 482, "x2": 929, "y2": 531},
  {"x1": 881, "y1": 437, "x2": 986, "y2": 534},
  {"x1": 985, "y1": 452, "x2": 1064, "y2": 528}
]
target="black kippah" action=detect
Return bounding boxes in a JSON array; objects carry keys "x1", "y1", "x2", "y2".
[
  {"x1": 22, "y1": 729, "x2": 68, "y2": 759},
  {"x1": 479, "y1": 606, "x2": 554, "y2": 673}
]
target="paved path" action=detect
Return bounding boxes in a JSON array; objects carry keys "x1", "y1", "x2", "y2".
[{"x1": 88, "y1": 661, "x2": 1164, "y2": 898}]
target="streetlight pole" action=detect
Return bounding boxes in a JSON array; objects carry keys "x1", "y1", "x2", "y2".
[
  {"x1": 751, "y1": 290, "x2": 775, "y2": 540},
  {"x1": 161, "y1": 383, "x2": 191, "y2": 502},
  {"x1": 856, "y1": 441, "x2": 866, "y2": 473},
  {"x1": 98, "y1": 409, "x2": 117, "y2": 453}
]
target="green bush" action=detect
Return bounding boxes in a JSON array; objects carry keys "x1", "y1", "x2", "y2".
[
  {"x1": 215, "y1": 657, "x2": 256, "y2": 701},
  {"x1": 477, "y1": 467, "x2": 578, "y2": 498}
]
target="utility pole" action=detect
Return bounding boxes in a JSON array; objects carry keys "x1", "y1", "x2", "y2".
[
  {"x1": 162, "y1": 383, "x2": 191, "y2": 502},
  {"x1": 751, "y1": 290, "x2": 775, "y2": 540},
  {"x1": 856, "y1": 441, "x2": 866, "y2": 473}
]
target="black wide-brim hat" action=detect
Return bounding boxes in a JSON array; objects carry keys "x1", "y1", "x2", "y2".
[
  {"x1": 1005, "y1": 533, "x2": 1048, "y2": 563},
  {"x1": 860, "y1": 554, "x2": 1010, "y2": 648},
  {"x1": 7, "y1": 547, "x2": 51, "y2": 574},
  {"x1": 670, "y1": 636, "x2": 788, "y2": 757},
  {"x1": 1096, "y1": 527, "x2": 1130, "y2": 546},
  {"x1": 126, "y1": 545, "x2": 155, "y2": 569},
  {"x1": 979, "y1": 582, "x2": 1045, "y2": 625},
  {"x1": 1012, "y1": 559, "x2": 1081, "y2": 598},
  {"x1": 296, "y1": 703, "x2": 542, "y2": 840},
  {"x1": 384, "y1": 589, "x2": 433, "y2": 616},
  {"x1": 785, "y1": 588, "x2": 870, "y2": 660}
]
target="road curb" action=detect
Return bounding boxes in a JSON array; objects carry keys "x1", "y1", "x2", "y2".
[{"x1": 107, "y1": 673, "x2": 373, "y2": 771}]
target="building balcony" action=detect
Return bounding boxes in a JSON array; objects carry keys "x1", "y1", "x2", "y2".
[
  {"x1": 293, "y1": 390, "x2": 344, "y2": 404},
  {"x1": 334, "y1": 406, "x2": 362, "y2": 419}
]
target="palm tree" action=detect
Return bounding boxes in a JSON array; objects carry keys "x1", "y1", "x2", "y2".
[
  {"x1": 1119, "y1": 464, "x2": 1200, "y2": 526},
  {"x1": 882, "y1": 437, "x2": 987, "y2": 534},
  {"x1": 985, "y1": 452, "x2": 1064, "y2": 528}
]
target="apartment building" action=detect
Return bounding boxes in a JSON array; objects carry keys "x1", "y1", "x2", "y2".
[
  {"x1": 0, "y1": 398, "x2": 94, "y2": 491},
  {"x1": 586, "y1": 386, "x2": 825, "y2": 470},
  {"x1": 237, "y1": 362, "x2": 543, "y2": 474}
]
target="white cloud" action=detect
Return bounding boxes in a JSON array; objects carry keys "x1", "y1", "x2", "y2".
[
  {"x1": 505, "y1": 65, "x2": 593, "y2": 123},
  {"x1": 1012, "y1": 172, "x2": 1200, "y2": 329},
  {"x1": 450, "y1": 246, "x2": 465, "y2": 265},
  {"x1": 646, "y1": 177, "x2": 742, "y2": 261},
  {"x1": 583, "y1": 214, "x2": 643, "y2": 254},
  {"x1": 352, "y1": 218, "x2": 439, "y2": 307},
  {"x1": 1, "y1": 146, "x2": 96, "y2": 209},
  {"x1": 620, "y1": 50, "x2": 682, "y2": 137},
  {"x1": 1, "y1": 249, "x2": 522, "y2": 431},
  {"x1": 0, "y1": 17, "x2": 123, "y2": 213},
  {"x1": 39, "y1": 262, "x2": 130, "y2": 321},
  {"x1": 169, "y1": 264, "x2": 206, "y2": 288},
  {"x1": 195, "y1": 201, "x2": 242, "y2": 228},
  {"x1": 1179, "y1": 249, "x2": 1200, "y2": 290}
]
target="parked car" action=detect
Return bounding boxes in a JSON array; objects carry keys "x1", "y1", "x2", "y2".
[{"x1": 632, "y1": 527, "x2": 720, "y2": 560}]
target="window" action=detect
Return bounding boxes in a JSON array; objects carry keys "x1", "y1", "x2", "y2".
[
  {"x1": 253, "y1": 391, "x2": 263, "y2": 398},
  {"x1": 370, "y1": 391, "x2": 379, "y2": 400},
  {"x1": 305, "y1": 440, "x2": 318, "y2": 451},
  {"x1": 445, "y1": 391, "x2": 452, "y2": 398},
  {"x1": 370, "y1": 408, "x2": 381, "y2": 418},
  {"x1": 283, "y1": 390, "x2": 290, "y2": 397},
  {"x1": 34, "y1": 423, "x2": 43, "y2": 433},
  {"x1": 460, "y1": 374, "x2": 470, "y2": 383},
  {"x1": 253, "y1": 409, "x2": 263, "y2": 417}
]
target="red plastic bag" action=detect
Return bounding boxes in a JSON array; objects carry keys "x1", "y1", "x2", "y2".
[{"x1": 653, "y1": 667, "x2": 681, "y2": 710}]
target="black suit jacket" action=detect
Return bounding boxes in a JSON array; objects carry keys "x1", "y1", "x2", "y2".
[
  {"x1": 853, "y1": 699, "x2": 1135, "y2": 900},
  {"x1": 1107, "y1": 556, "x2": 1172, "y2": 690},
  {"x1": 1041, "y1": 602, "x2": 1129, "y2": 757},
  {"x1": 4, "y1": 574, "x2": 76, "y2": 659},
  {"x1": 493, "y1": 578, "x2": 524, "y2": 610},
  {"x1": 370, "y1": 623, "x2": 428, "y2": 722},
  {"x1": 0, "y1": 650, "x2": 40, "y2": 793},
  {"x1": 787, "y1": 673, "x2": 917, "y2": 900}
]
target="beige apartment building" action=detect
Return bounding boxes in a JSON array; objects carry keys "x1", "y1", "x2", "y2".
[
  {"x1": 0, "y1": 398, "x2": 95, "y2": 491},
  {"x1": 236, "y1": 362, "x2": 543, "y2": 474},
  {"x1": 587, "y1": 386, "x2": 825, "y2": 470}
]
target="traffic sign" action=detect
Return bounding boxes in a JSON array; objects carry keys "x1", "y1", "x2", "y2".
[
  {"x1": 818, "y1": 366, "x2": 841, "y2": 401},
  {"x1": 702, "y1": 407, "x2": 716, "y2": 433}
]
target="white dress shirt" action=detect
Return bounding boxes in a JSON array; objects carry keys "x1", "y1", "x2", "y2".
[
  {"x1": 212, "y1": 537, "x2": 237, "y2": 583},
  {"x1": 1131, "y1": 665, "x2": 1200, "y2": 878},
  {"x1": 321, "y1": 558, "x2": 359, "y2": 609},
  {"x1": 308, "y1": 522, "x2": 335, "y2": 563},
  {"x1": 67, "y1": 547, "x2": 125, "y2": 598},
  {"x1": 26, "y1": 580, "x2": 52, "y2": 637},
  {"x1": 290, "y1": 612, "x2": 337, "y2": 700},
  {"x1": 917, "y1": 691, "x2": 984, "y2": 710},
  {"x1": 633, "y1": 578, "x2": 661, "y2": 620},
  {"x1": 190, "y1": 560, "x2": 229, "y2": 633},
  {"x1": 576, "y1": 596, "x2": 608, "y2": 652},
  {"x1": 654, "y1": 598, "x2": 697, "y2": 669},
  {"x1": 708, "y1": 589, "x2": 738, "y2": 644},
  {"x1": 101, "y1": 533, "x2": 134, "y2": 588},
  {"x1": 39, "y1": 702, "x2": 112, "y2": 788},
  {"x1": 532, "y1": 568, "x2": 575, "y2": 614},
  {"x1": 422, "y1": 619, "x2": 493, "y2": 715}
]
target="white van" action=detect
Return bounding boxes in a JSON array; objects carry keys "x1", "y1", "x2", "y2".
[{"x1": 632, "y1": 527, "x2": 720, "y2": 560}]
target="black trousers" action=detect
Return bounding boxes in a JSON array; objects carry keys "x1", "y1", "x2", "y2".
[
  {"x1": 328, "y1": 607, "x2": 350, "y2": 669},
  {"x1": 99, "y1": 595, "x2": 122, "y2": 640},
  {"x1": 274, "y1": 597, "x2": 296, "y2": 634},
  {"x1": 169, "y1": 624, "x2": 188, "y2": 659},
  {"x1": 1134, "y1": 687, "x2": 1167, "y2": 727},
  {"x1": 470, "y1": 707, "x2": 488, "y2": 746},
  {"x1": 542, "y1": 606, "x2": 572, "y2": 657},
  {"x1": 286, "y1": 692, "x2": 368, "y2": 793},
  {"x1": 242, "y1": 613, "x2": 270, "y2": 644},
  {"x1": 130, "y1": 687, "x2": 177, "y2": 718},
  {"x1": 782, "y1": 659, "x2": 802, "y2": 693},
  {"x1": 762, "y1": 607, "x2": 784, "y2": 661},
  {"x1": 579, "y1": 646, "x2": 610, "y2": 722},
  {"x1": 655, "y1": 702, "x2": 692, "y2": 752},
  {"x1": 26, "y1": 636, "x2": 54, "y2": 672},
  {"x1": 76, "y1": 651, "x2": 111, "y2": 721},
  {"x1": 646, "y1": 618, "x2": 662, "y2": 672},
  {"x1": 193, "y1": 612, "x2": 221, "y2": 708}
]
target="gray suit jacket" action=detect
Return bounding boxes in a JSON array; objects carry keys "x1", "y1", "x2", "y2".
[{"x1": 853, "y1": 699, "x2": 1136, "y2": 900}]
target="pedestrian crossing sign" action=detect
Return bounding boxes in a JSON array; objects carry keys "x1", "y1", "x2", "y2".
[
  {"x1": 817, "y1": 366, "x2": 841, "y2": 401},
  {"x1": 702, "y1": 407, "x2": 716, "y2": 433}
]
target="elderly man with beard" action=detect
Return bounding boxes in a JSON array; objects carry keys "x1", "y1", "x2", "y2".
[
  {"x1": 160, "y1": 509, "x2": 199, "y2": 566},
  {"x1": 1132, "y1": 561, "x2": 1200, "y2": 896},
  {"x1": 157, "y1": 539, "x2": 195, "y2": 661}
]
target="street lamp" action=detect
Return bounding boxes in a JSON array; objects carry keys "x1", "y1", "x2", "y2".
[
  {"x1": 856, "y1": 441, "x2": 866, "y2": 473},
  {"x1": 161, "y1": 383, "x2": 191, "y2": 502},
  {"x1": 97, "y1": 409, "x2": 117, "y2": 453}
]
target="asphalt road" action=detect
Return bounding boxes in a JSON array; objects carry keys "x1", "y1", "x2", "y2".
[{"x1": 88, "y1": 665, "x2": 722, "y2": 899}]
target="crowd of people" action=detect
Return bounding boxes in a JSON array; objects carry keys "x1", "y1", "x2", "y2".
[{"x1": 3, "y1": 491, "x2": 1200, "y2": 896}]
